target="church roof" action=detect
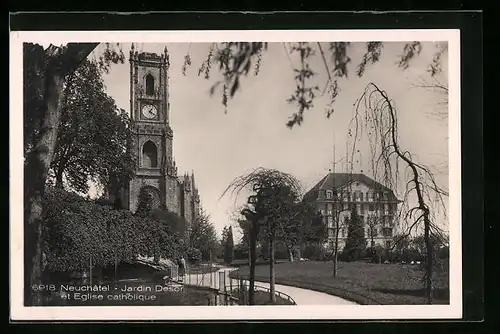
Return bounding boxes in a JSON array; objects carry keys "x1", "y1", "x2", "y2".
[{"x1": 303, "y1": 172, "x2": 400, "y2": 202}]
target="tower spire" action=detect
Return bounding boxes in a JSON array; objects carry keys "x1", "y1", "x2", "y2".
[
  {"x1": 191, "y1": 169, "x2": 196, "y2": 189},
  {"x1": 164, "y1": 45, "x2": 170, "y2": 67},
  {"x1": 332, "y1": 134, "x2": 336, "y2": 191},
  {"x1": 333, "y1": 134, "x2": 336, "y2": 175}
]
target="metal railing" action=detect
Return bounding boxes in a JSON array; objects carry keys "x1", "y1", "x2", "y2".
[
  {"x1": 225, "y1": 280, "x2": 296, "y2": 305},
  {"x1": 160, "y1": 263, "x2": 297, "y2": 305},
  {"x1": 252, "y1": 284, "x2": 296, "y2": 305},
  {"x1": 219, "y1": 272, "x2": 296, "y2": 305}
]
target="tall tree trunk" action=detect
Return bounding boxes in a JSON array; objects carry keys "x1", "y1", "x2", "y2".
[
  {"x1": 24, "y1": 70, "x2": 66, "y2": 306},
  {"x1": 333, "y1": 213, "x2": 340, "y2": 277},
  {"x1": 424, "y1": 216, "x2": 433, "y2": 304},
  {"x1": 23, "y1": 43, "x2": 99, "y2": 306},
  {"x1": 248, "y1": 220, "x2": 258, "y2": 305},
  {"x1": 371, "y1": 83, "x2": 435, "y2": 304},
  {"x1": 269, "y1": 224, "x2": 276, "y2": 303},
  {"x1": 370, "y1": 227, "x2": 375, "y2": 248},
  {"x1": 55, "y1": 162, "x2": 65, "y2": 189},
  {"x1": 278, "y1": 220, "x2": 294, "y2": 262}
]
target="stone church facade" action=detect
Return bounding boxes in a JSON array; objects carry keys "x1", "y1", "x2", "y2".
[{"x1": 116, "y1": 45, "x2": 200, "y2": 229}]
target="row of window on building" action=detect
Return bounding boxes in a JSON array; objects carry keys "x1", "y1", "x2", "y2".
[
  {"x1": 325, "y1": 190, "x2": 390, "y2": 202},
  {"x1": 320, "y1": 202, "x2": 397, "y2": 216},
  {"x1": 326, "y1": 215, "x2": 393, "y2": 229},
  {"x1": 328, "y1": 226, "x2": 393, "y2": 239}
]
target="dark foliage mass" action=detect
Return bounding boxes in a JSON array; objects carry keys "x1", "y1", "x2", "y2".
[
  {"x1": 42, "y1": 188, "x2": 186, "y2": 272},
  {"x1": 222, "y1": 225, "x2": 234, "y2": 264},
  {"x1": 341, "y1": 207, "x2": 367, "y2": 262},
  {"x1": 189, "y1": 210, "x2": 219, "y2": 261}
]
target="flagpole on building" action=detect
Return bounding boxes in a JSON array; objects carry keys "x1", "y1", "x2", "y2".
[{"x1": 333, "y1": 134, "x2": 336, "y2": 175}]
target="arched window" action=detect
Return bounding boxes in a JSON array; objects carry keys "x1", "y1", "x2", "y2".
[
  {"x1": 142, "y1": 141, "x2": 158, "y2": 168},
  {"x1": 145, "y1": 73, "x2": 155, "y2": 96}
]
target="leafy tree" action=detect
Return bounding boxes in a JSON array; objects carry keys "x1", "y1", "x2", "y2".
[
  {"x1": 342, "y1": 206, "x2": 367, "y2": 262},
  {"x1": 220, "y1": 226, "x2": 228, "y2": 258},
  {"x1": 189, "y1": 210, "x2": 219, "y2": 261},
  {"x1": 221, "y1": 225, "x2": 234, "y2": 264},
  {"x1": 48, "y1": 59, "x2": 134, "y2": 194},
  {"x1": 300, "y1": 203, "x2": 326, "y2": 246},
  {"x1": 235, "y1": 217, "x2": 251, "y2": 250},
  {"x1": 223, "y1": 226, "x2": 234, "y2": 264},
  {"x1": 273, "y1": 200, "x2": 304, "y2": 261}
]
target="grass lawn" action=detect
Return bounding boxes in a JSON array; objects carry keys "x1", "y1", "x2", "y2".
[
  {"x1": 226, "y1": 259, "x2": 287, "y2": 267},
  {"x1": 231, "y1": 260, "x2": 449, "y2": 305}
]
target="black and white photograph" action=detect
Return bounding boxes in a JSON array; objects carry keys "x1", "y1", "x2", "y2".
[{"x1": 10, "y1": 29, "x2": 461, "y2": 320}]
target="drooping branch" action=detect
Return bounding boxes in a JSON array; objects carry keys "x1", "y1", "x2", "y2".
[{"x1": 348, "y1": 82, "x2": 448, "y2": 304}]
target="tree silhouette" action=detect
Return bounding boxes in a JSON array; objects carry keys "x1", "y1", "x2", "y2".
[
  {"x1": 348, "y1": 82, "x2": 448, "y2": 304},
  {"x1": 223, "y1": 226, "x2": 234, "y2": 264},
  {"x1": 221, "y1": 167, "x2": 302, "y2": 304},
  {"x1": 343, "y1": 206, "x2": 367, "y2": 261}
]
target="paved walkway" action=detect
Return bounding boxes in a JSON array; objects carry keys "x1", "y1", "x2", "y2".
[{"x1": 181, "y1": 267, "x2": 357, "y2": 305}]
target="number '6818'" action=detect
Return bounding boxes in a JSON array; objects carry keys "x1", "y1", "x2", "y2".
[{"x1": 32, "y1": 284, "x2": 56, "y2": 291}]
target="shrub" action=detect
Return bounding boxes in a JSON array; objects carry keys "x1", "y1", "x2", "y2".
[
  {"x1": 401, "y1": 248, "x2": 423, "y2": 262},
  {"x1": 42, "y1": 187, "x2": 187, "y2": 274},
  {"x1": 186, "y1": 247, "x2": 202, "y2": 264},
  {"x1": 355, "y1": 245, "x2": 390, "y2": 263},
  {"x1": 302, "y1": 244, "x2": 324, "y2": 261}
]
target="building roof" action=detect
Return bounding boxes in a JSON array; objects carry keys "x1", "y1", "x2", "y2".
[{"x1": 303, "y1": 172, "x2": 400, "y2": 202}]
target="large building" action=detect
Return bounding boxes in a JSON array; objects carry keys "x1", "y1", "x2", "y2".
[
  {"x1": 304, "y1": 172, "x2": 401, "y2": 249},
  {"x1": 115, "y1": 45, "x2": 200, "y2": 229}
]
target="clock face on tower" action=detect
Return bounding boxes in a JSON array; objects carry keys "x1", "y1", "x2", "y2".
[{"x1": 141, "y1": 104, "x2": 158, "y2": 119}]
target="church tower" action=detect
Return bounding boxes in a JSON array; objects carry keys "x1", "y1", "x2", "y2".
[
  {"x1": 126, "y1": 45, "x2": 177, "y2": 212},
  {"x1": 120, "y1": 44, "x2": 201, "y2": 229}
]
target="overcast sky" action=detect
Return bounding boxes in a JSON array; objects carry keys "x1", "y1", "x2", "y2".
[{"x1": 92, "y1": 42, "x2": 449, "y2": 240}]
